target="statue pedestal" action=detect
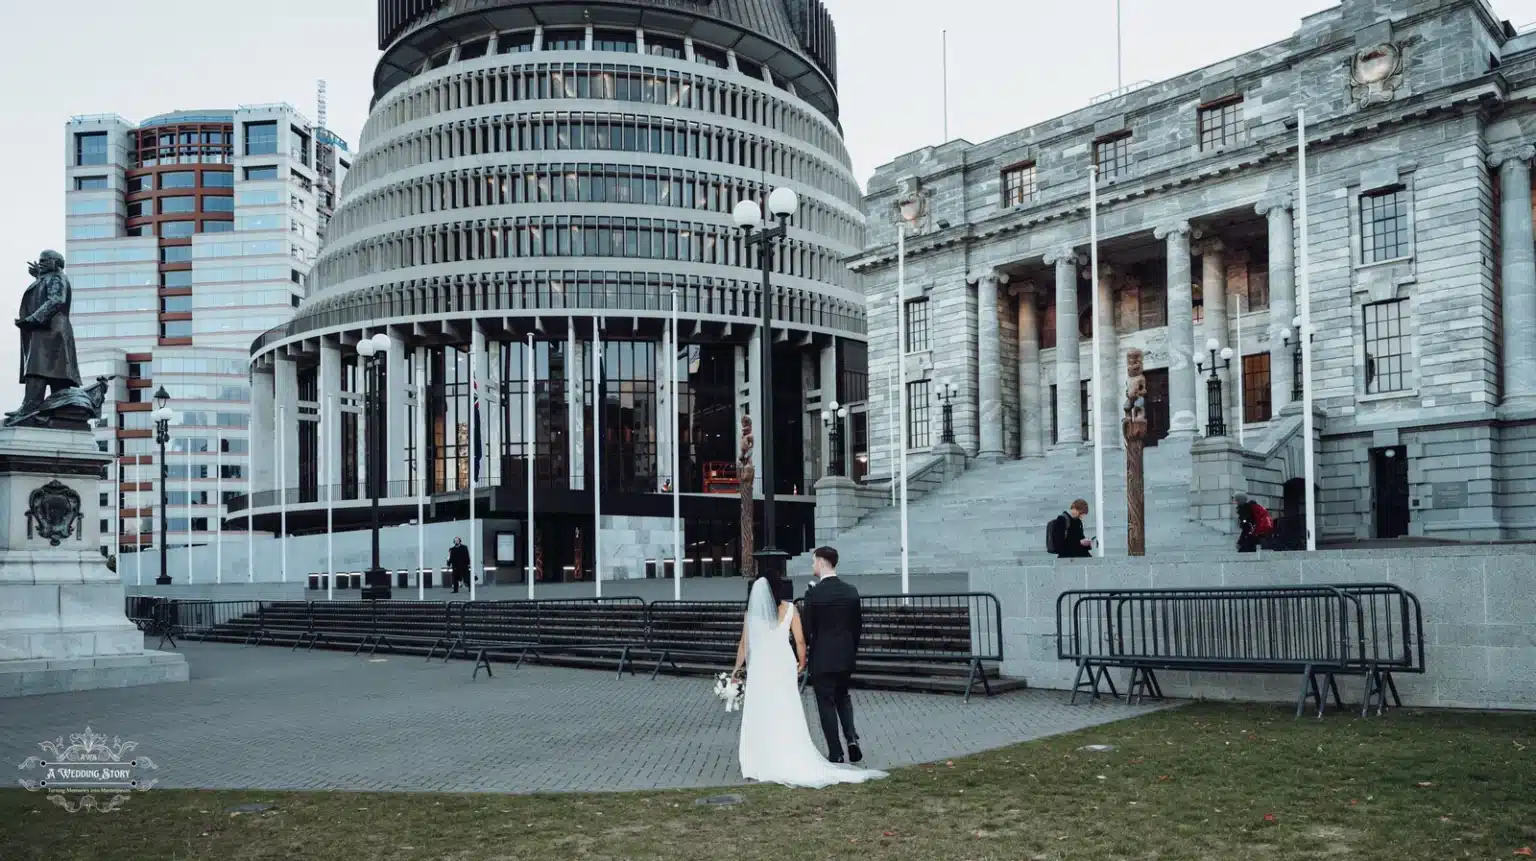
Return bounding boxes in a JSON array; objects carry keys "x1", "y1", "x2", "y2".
[{"x1": 0, "y1": 427, "x2": 188, "y2": 697}]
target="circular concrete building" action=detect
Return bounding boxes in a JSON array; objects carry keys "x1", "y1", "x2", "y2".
[{"x1": 240, "y1": 0, "x2": 867, "y2": 585}]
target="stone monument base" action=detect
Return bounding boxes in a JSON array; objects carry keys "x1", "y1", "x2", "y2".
[{"x1": 0, "y1": 426, "x2": 188, "y2": 697}]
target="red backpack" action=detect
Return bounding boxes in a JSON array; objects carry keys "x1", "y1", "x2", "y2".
[{"x1": 1251, "y1": 503, "x2": 1274, "y2": 536}]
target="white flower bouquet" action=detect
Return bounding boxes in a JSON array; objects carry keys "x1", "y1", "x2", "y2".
[{"x1": 712, "y1": 671, "x2": 744, "y2": 712}]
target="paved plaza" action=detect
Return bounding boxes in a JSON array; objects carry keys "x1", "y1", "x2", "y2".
[{"x1": 0, "y1": 638, "x2": 1162, "y2": 794}]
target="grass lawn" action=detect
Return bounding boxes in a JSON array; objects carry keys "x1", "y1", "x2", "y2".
[{"x1": 2, "y1": 702, "x2": 1532, "y2": 861}]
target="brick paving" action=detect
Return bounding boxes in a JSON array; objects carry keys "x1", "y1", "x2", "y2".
[{"x1": 0, "y1": 640, "x2": 1164, "y2": 793}]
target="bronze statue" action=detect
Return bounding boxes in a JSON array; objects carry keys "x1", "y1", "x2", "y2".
[
  {"x1": 738, "y1": 413, "x2": 756, "y2": 578},
  {"x1": 1123, "y1": 349, "x2": 1148, "y2": 556},
  {"x1": 7, "y1": 250, "x2": 98, "y2": 430}
]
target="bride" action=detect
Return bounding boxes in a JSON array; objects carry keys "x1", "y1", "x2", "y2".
[{"x1": 731, "y1": 573, "x2": 887, "y2": 788}]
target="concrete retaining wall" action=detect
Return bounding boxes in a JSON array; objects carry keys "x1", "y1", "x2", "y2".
[{"x1": 970, "y1": 546, "x2": 1536, "y2": 711}]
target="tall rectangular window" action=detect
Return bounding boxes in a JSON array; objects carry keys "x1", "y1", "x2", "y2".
[
  {"x1": 1198, "y1": 97, "x2": 1243, "y2": 150},
  {"x1": 1360, "y1": 187, "x2": 1409, "y2": 263},
  {"x1": 1094, "y1": 132, "x2": 1132, "y2": 181},
  {"x1": 904, "y1": 297, "x2": 930, "y2": 352},
  {"x1": 1364, "y1": 299, "x2": 1408, "y2": 394},
  {"x1": 244, "y1": 121, "x2": 278, "y2": 156},
  {"x1": 906, "y1": 380, "x2": 931, "y2": 449},
  {"x1": 1000, "y1": 162, "x2": 1037, "y2": 207},
  {"x1": 75, "y1": 132, "x2": 108, "y2": 166},
  {"x1": 1242, "y1": 353, "x2": 1272, "y2": 423}
]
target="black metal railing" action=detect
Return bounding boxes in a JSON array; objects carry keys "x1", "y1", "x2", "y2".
[{"x1": 1055, "y1": 584, "x2": 1425, "y2": 716}]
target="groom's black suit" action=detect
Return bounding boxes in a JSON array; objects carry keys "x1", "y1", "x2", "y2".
[{"x1": 802, "y1": 575, "x2": 862, "y2": 760}]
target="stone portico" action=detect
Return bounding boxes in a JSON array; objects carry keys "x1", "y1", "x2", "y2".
[{"x1": 849, "y1": 0, "x2": 1536, "y2": 543}]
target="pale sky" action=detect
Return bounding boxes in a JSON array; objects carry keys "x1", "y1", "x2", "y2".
[{"x1": 4, "y1": 0, "x2": 1535, "y2": 409}]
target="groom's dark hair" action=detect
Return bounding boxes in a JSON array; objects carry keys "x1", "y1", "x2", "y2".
[{"x1": 812, "y1": 546, "x2": 838, "y2": 569}]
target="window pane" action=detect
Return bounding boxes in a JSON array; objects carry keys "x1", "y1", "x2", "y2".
[
  {"x1": 906, "y1": 380, "x2": 931, "y2": 449},
  {"x1": 159, "y1": 171, "x2": 196, "y2": 189},
  {"x1": 1242, "y1": 353, "x2": 1271, "y2": 423},
  {"x1": 1001, "y1": 164, "x2": 1037, "y2": 206},
  {"x1": 1363, "y1": 299, "x2": 1408, "y2": 394},
  {"x1": 159, "y1": 196, "x2": 196, "y2": 213},
  {"x1": 244, "y1": 121, "x2": 279, "y2": 156},
  {"x1": 1199, "y1": 98, "x2": 1244, "y2": 150},
  {"x1": 1360, "y1": 188, "x2": 1409, "y2": 263},
  {"x1": 75, "y1": 175, "x2": 109, "y2": 190}
]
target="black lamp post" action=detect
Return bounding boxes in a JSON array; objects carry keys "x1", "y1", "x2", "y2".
[
  {"x1": 1281, "y1": 314, "x2": 1312, "y2": 403},
  {"x1": 936, "y1": 378, "x2": 959, "y2": 445},
  {"x1": 732, "y1": 186, "x2": 799, "y2": 576},
  {"x1": 1196, "y1": 337, "x2": 1234, "y2": 438},
  {"x1": 152, "y1": 386, "x2": 173, "y2": 585},
  {"x1": 357, "y1": 332, "x2": 392, "y2": 599},
  {"x1": 820, "y1": 401, "x2": 848, "y2": 477}
]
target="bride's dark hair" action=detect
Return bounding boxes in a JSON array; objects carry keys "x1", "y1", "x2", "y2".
[{"x1": 750, "y1": 570, "x2": 792, "y2": 604}]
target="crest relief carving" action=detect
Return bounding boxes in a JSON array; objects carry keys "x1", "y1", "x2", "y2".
[
  {"x1": 26, "y1": 479, "x2": 84, "y2": 546},
  {"x1": 1348, "y1": 40, "x2": 1409, "y2": 107}
]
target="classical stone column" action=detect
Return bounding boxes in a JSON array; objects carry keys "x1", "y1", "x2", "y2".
[
  {"x1": 274, "y1": 358, "x2": 300, "y2": 492},
  {"x1": 568, "y1": 324, "x2": 584, "y2": 491},
  {"x1": 1013, "y1": 283, "x2": 1044, "y2": 457},
  {"x1": 1046, "y1": 247, "x2": 1083, "y2": 445},
  {"x1": 1491, "y1": 144, "x2": 1536, "y2": 411},
  {"x1": 250, "y1": 365, "x2": 275, "y2": 494},
  {"x1": 387, "y1": 328, "x2": 410, "y2": 488},
  {"x1": 973, "y1": 268, "x2": 1009, "y2": 461},
  {"x1": 1257, "y1": 195, "x2": 1296, "y2": 412},
  {"x1": 1196, "y1": 238, "x2": 1231, "y2": 434},
  {"x1": 318, "y1": 338, "x2": 342, "y2": 491},
  {"x1": 1094, "y1": 263, "x2": 1120, "y2": 449},
  {"x1": 1155, "y1": 221, "x2": 1197, "y2": 437}
]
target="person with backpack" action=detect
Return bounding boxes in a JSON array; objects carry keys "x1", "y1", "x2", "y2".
[
  {"x1": 1233, "y1": 493, "x2": 1274, "y2": 552},
  {"x1": 1047, "y1": 499, "x2": 1094, "y2": 559}
]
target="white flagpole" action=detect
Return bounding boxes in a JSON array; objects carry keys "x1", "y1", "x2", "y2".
[
  {"x1": 525, "y1": 335, "x2": 535, "y2": 599},
  {"x1": 1236, "y1": 294, "x2": 1245, "y2": 447},
  {"x1": 1298, "y1": 109, "x2": 1318, "y2": 552},
  {"x1": 278, "y1": 403, "x2": 287, "y2": 583},
  {"x1": 1090, "y1": 166, "x2": 1106, "y2": 555},
  {"x1": 416, "y1": 371, "x2": 426, "y2": 600},
  {"x1": 246, "y1": 439, "x2": 253, "y2": 583},
  {"x1": 216, "y1": 433, "x2": 222, "y2": 584},
  {"x1": 326, "y1": 394, "x2": 335, "y2": 601},
  {"x1": 186, "y1": 439, "x2": 193, "y2": 584},
  {"x1": 898, "y1": 224, "x2": 910, "y2": 596},
  {"x1": 114, "y1": 458, "x2": 122, "y2": 581},
  {"x1": 594, "y1": 320, "x2": 604, "y2": 598},
  {"x1": 470, "y1": 333, "x2": 479, "y2": 603},
  {"x1": 889, "y1": 374, "x2": 897, "y2": 506},
  {"x1": 671, "y1": 289, "x2": 682, "y2": 601}
]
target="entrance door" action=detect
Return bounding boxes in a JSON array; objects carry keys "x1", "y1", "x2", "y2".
[
  {"x1": 1144, "y1": 369, "x2": 1170, "y2": 445},
  {"x1": 1372, "y1": 446, "x2": 1410, "y2": 539}
]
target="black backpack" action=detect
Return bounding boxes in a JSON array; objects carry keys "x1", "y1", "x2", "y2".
[{"x1": 1045, "y1": 514, "x2": 1064, "y2": 554}]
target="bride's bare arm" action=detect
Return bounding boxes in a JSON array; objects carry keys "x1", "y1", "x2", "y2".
[
  {"x1": 732, "y1": 623, "x2": 747, "y2": 677},
  {"x1": 790, "y1": 612, "x2": 807, "y2": 672}
]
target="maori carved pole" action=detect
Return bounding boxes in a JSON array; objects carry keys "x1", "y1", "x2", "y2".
[
  {"x1": 1123, "y1": 349, "x2": 1149, "y2": 557},
  {"x1": 738, "y1": 414, "x2": 756, "y2": 579}
]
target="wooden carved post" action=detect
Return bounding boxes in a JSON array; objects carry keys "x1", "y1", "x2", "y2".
[
  {"x1": 1123, "y1": 349, "x2": 1148, "y2": 556},
  {"x1": 738, "y1": 414, "x2": 756, "y2": 578}
]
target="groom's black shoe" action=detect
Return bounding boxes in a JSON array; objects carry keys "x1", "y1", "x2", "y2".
[
  {"x1": 827, "y1": 752, "x2": 845, "y2": 764},
  {"x1": 848, "y1": 743, "x2": 863, "y2": 764}
]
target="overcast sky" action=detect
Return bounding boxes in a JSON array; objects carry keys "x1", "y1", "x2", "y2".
[{"x1": 5, "y1": 0, "x2": 1536, "y2": 409}]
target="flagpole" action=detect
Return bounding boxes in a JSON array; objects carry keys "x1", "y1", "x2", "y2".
[
  {"x1": 941, "y1": 29, "x2": 949, "y2": 142},
  {"x1": 898, "y1": 223, "x2": 910, "y2": 596},
  {"x1": 216, "y1": 432, "x2": 222, "y2": 584},
  {"x1": 470, "y1": 332, "x2": 479, "y2": 603},
  {"x1": 278, "y1": 403, "x2": 287, "y2": 583},
  {"x1": 246, "y1": 437, "x2": 253, "y2": 583},
  {"x1": 186, "y1": 440, "x2": 193, "y2": 584},
  {"x1": 416, "y1": 369, "x2": 426, "y2": 599},
  {"x1": 114, "y1": 457, "x2": 122, "y2": 582},
  {"x1": 671, "y1": 289, "x2": 682, "y2": 601},
  {"x1": 325, "y1": 394, "x2": 334, "y2": 601},
  {"x1": 525, "y1": 334, "x2": 535, "y2": 600},
  {"x1": 1298, "y1": 108, "x2": 1318, "y2": 552},
  {"x1": 1090, "y1": 165, "x2": 1106, "y2": 555},
  {"x1": 594, "y1": 319, "x2": 604, "y2": 599},
  {"x1": 1236, "y1": 294, "x2": 1245, "y2": 447}
]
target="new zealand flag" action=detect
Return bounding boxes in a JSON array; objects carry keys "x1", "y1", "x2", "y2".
[{"x1": 471, "y1": 379, "x2": 483, "y2": 485}]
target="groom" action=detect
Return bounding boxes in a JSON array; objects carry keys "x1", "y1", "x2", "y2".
[{"x1": 803, "y1": 546, "x2": 863, "y2": 763}]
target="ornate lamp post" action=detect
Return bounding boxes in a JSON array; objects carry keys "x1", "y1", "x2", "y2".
[
  {"x1": 152, "y1": 386, "x2": 173, "y2": 585},
  {"x1": 357, "y1": 332, "x2": 392, "y2": 599},
  {"x1": 732, "y1": 186, "x2": 799, "y2": 576},
  {"x1": 1196, "y1": 337, "x2": 1234, "y2": 437},
  {"x1": 936, "y1": 378, "x2": 959, "y2": 444},
  {"x1": 1280, "y1": 314, "x2": 1312, "y2": 403},
  {"x1": 820, "y1": 400, "x2": 848, "y2": 477}
]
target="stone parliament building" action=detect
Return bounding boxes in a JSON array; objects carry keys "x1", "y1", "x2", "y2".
[{"x1": 835, "y1": 0, "x2": 1536, "y2": 560}]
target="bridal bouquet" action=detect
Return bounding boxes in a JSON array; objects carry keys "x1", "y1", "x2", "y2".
[{"x1": 712, "y1": 672, "x2": 744, "y2": 712}]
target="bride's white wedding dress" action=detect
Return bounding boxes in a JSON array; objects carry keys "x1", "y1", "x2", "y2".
[{"x1": 737, "y1": 578, "x2": 887, "y2": 788}]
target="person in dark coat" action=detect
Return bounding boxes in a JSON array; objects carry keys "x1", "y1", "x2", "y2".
[
  {"x1": 447, "y1": 537, "x2": 470, "y2": 593},
  {"x1": 801, "y1": 546, "x2": 865, "y2": 764},
  {"x1": 1052, "y1": 499, "x2": 1094, "y2": 558},
  {"x1": 1234, "y1": 493, "x2": 1260, "y2": 553},
  {"x1": 9, "y1": 250, "x2": 80, "y2": 421}
]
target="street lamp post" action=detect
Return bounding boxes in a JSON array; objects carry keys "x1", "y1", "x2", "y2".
[
  {"x1": 1281, "y1": 314, "x2": 1311, "y2": 403},
  {"x1": 820, "y1": 401, "x2": 848, "y2": 477},
  {"x1": 936, "y1": 378, "x2": 959, "y2": 445},
  {"x1": 732, "y1": 186, "x2": 799, "y2": 576},
  {"x1": 152, "y1": 387, "x2": 173, "y2": 585},
  {"x1": 357, "y1": 332, "x2": 393, "y2": 599},
  {"x1": 1196, "y1": 338, "x2": 1234, "y2": 437}
]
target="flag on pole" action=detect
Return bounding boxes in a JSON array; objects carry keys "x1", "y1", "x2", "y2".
[{"x1": 471, "y1": 378, "x2": 484, "y2": 484}]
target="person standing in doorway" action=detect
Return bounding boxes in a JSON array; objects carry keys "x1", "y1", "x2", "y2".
[{"x1": 447, "y1": 537, "x2": 470, "y2": 593}]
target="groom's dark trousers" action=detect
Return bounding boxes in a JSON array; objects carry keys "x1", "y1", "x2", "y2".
[{"x1": 802, "y1": 576, "x2": 862, "y2": 759}]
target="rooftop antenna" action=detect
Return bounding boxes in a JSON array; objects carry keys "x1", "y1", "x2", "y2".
[{"x1": 317, "y1": 79, "x2": 328, "y2": 131}]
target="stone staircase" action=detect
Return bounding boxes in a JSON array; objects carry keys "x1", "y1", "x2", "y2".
[{"x1": 794, "y1": 438, "x2": 1233, "y2": 576}]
